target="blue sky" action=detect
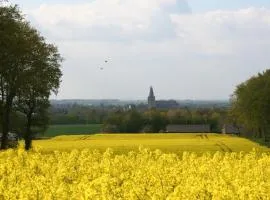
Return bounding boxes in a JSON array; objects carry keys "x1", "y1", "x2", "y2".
[
  {"x1": 189, "y1": 0, "x2": 270, "y2": 12},
  {"x1": 8, "y1": 0, "x2": 270, "y2": 100}
]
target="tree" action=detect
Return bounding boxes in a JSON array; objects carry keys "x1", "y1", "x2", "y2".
[
  {"x1": 0, "y1": 5, "x2": 62, "y2": 149},
  {"x1": 0, "y1": 5, "x2": 28, "y2": 149},
  {"x1": 103, "y1": 109, "x2": 145, "y2": 133},
  {"x1": 230, "y1": 70, "x2": 270, "y2": 140},
  {"x1": 145, "y1": 110, "x2": 168, "y2": 133},
  {"x1": 17, "y1": 98, "x2": 51, "y2": 150},
  {"x1": 17, "y1": 34, "x2": 62, "y2": 150},
  {"x1": 103, "y1": 110, "x2": 124, "y2": 132},
  {"x1": 123, "y1": 110, "x2": 145, "y2": 133}
]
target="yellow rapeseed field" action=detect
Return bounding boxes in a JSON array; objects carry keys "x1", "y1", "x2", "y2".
[
  {"x1": 0, "y1": 147, "x2": 270, "y2": 200},
  {"x1": 33, "y1": 133, "x2": 270, "y2": 154}
]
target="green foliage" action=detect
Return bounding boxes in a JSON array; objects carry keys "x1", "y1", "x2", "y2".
[
  {"x1": 144, "y1": 110, "x2": 168, "y2": 133},
  {"x1": 167, "y1": 108, "x2": 225, "y2": 132},
  {"x1": 44, "y1": 124, "x2": 102, "y2": 137},
  {"x1": 0, "y1": 5, "x2": 27, "y2": 149},
  {"x1": 122, "y1": 110, "x2": 145, "y2": 132},
  {"x1": 0, "y1": 4, "x2": 62, "y2": 149},
  {"x1": 49, "y1": 105, "x2": 107, "y2": 124},
  {"x1": 104, "y1": 110, "x2": 145, "y2": 133},
  {"x1": 230, "y1": 69, "x2": 270, "y2": 140},
  {"x1": 102, "y1": 107, "x2": 226, "y2": 133}
]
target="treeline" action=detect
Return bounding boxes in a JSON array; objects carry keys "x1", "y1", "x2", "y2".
[
  {"x1": 229, "y1": 69, "x2": 270, "y2": 141},
  {"x1": 50, "y1": 104, "x2": 228, "y2": 133},
  {"x1": 103, "y1": 108, "x2": 227, "y2": 133},
  {"x1": 0, "y1": 5, "x2": 62, "y2": 150},
  {"x1": 49, "y1": 104, "x2": 110, "y2": 124}
]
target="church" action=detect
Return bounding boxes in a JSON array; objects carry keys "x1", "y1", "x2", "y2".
[{"x1": 147, "y1": 86, "x2": 179, "y2": 109}]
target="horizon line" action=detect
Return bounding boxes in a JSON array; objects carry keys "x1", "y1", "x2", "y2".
[{"x1": 50, "y1": 98, "x2": 230, "y2": 101}]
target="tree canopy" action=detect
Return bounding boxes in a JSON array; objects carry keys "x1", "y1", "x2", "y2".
[
  {"x1": 230, "y1": 69, "x2": 270, "y2": 140},
  {"x1": 0, "y1": 4, "x2": 62, "y2": 149}
]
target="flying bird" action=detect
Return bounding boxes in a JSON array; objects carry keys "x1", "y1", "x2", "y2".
[{"x1": 98, "y1": 59, "x2": 110, "y2": 70}]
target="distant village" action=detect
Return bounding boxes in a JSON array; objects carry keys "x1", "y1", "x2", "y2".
[
  {"x1": 49, "y1": 86, "x2": 237, "y2": 134},
  {"x1": 51, "y1": 86, "x2": 229, "y2": 109}
]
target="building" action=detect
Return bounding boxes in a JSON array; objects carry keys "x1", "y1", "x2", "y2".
[
  {"x1": 147, "y1": 86, "x2": 179, "y2": 109},
  {"x1": 156, "y1": 100, "x2": 179, "y2": 109},
  {"x1": 148, "y1": 86, "x2": 156, "y2": 109},
  {"x1": 166, "y1": 124, "x2": 211, "y2": 133}
]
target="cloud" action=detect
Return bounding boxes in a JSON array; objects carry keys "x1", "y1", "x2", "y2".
[
  {"x1": 23, "y1": 2, "x2": 270, "y2": 99},
  {"x1": 29, "y1": 3, "x2": 270, "y2": 54},
  {"x1": 169, "y1": 7, "x2": 270, "y2": 55},
  {"x1": 29, "y1": 0, "x2": 191, "y2": 41},
  {"x1": 27, "y1": 3, "x2": 270, "y2": 61}
]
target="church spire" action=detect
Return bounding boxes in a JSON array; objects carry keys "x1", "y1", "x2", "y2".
[
  {"x1": 149, "y1": 86, "x2": 154, "y2": 97},
  {"x1": 148, "y1": 86, "x2": 156, "y2": 109}
]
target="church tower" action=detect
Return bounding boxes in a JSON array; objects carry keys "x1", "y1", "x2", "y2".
[{"x1": 148, "y1": 86, "x2": 156, "y2": 109}]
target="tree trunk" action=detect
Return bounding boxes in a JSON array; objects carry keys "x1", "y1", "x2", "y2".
[
  {"x1": 0, "y1": 97, "x2": 12, "y2": 149},
  {"x1": 261, "y1": 127, "x2": 266, "y2": 142},
  {"x1": 254, "y1": 128, "x2": 258, "y2": 138},
  {"x1": 24, "y1": 112, "x2": 32, "y2": 150}
]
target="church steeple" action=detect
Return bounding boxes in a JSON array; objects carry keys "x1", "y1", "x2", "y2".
[
  {"x1": 149, "y1": 86, "x2": 154, "y2": 97},
  {"x1": 148, "y1": 86, "x2": 156, "y2": 109}
]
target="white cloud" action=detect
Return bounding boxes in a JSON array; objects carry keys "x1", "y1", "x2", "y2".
[
  {"x1": 29, "y1": 3, "x2": 270, "y2": 53},
  {"x1": 22, "y1": 2, "x2": 270, "y2": 99},
  {"x1": 29, "y1": 0, "x2": 191, "y2": 41},
  {"x1": 31, "y1": 1, "x2": 159, "y2": 31},
  {"x1": 170, "y1": 7, "x2": 270, "y2": 55}
]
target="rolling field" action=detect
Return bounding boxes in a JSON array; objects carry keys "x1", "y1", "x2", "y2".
[
  {"x1": 33, "y1": 133, "x2": 270, "y2": 154},
  {"x1": 44, "y1": 124, "x2": 102, "y2": 137},
  {"x1": 2, "y1": 134, "x2": 270, "y2": 199}
]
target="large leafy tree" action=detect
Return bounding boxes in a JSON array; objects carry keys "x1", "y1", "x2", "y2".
[
  {"x1": 230, "y1": 70, "x2": 270, "y2": 140},
  {"x1": 0, "y1": 5, "x2": 62, "y2": 149},
  {"x1": 0, "y1": 5, "x2": 27, "y2": 149},
  {"x1": 17, "y1": 31, "x2": 62, "y2": 150}
]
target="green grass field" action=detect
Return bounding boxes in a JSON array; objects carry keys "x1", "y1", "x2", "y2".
[
  {"x1": 44, "y1": 124, "x2": 102, "y2": 137},
  {"x1": 33, "y1": 133, "x2": 270, "y2": 154}
]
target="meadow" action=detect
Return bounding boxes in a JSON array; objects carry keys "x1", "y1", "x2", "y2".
[{"x1": 43, "y1": 124, "x2": 102, "y2": 137}]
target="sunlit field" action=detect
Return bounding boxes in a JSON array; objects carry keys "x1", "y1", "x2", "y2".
[
  {"x1": 1, "y1": 147, "x2": 270, "y2": 199},
  {"x1": 1, "y1": 134, "x2": 270, "y2": 199},
  {"x1": 33, "y1": 133, "x2": 270, "y2": 154}
]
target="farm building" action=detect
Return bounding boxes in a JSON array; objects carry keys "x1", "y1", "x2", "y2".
[{"x1": 166, "y1": 124, "x2": 211, "y2": 133}]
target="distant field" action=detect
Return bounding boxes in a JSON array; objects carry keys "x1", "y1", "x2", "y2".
[
  {"x1": 44, "y1": 124, "x2": 102, "y2": 137},
  {"x1": 33, "y1": 133, "x2": 270, "y2": 154}
]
